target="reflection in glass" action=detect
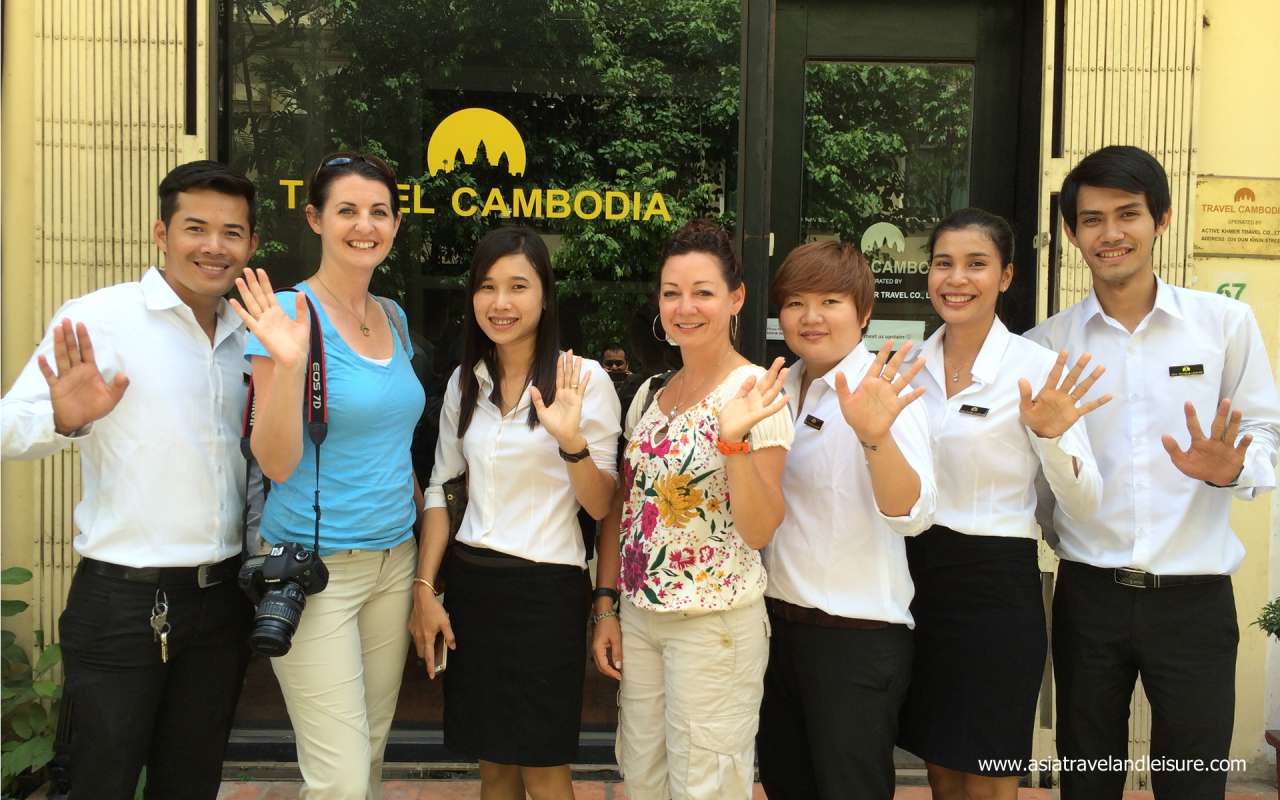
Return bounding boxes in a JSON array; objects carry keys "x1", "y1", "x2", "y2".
[
  {"x1": 801, "y1": 61, "x2": 974, "y2": 343},
  {"x1": 223, "y1": 0, "x2": 742, "y2": 735}
]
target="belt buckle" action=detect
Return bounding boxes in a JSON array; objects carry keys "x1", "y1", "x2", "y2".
[
  {"x1": 1114, "y1": 567, "x2": 1150, "y2": 589},
  {"x1": 196, "y1": 563, "x2": 222, "y2": 589}
]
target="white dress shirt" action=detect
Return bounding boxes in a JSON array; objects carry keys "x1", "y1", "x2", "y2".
[
  {"x1": 1027, "y1": 278, "x2": 1280, "y2": 575},
  {"x1": 914, "y1": 319, "x2": 1100, "y2": 540},
  {"x1": 763, "y1": 343, "x2": 937, "y2": 626},
  {"x1": 425, "y1": 357, "x2": 621, "y2": 567},
  {"x1": 1, "y1": 268, "x2": 247, "y2": 568}
]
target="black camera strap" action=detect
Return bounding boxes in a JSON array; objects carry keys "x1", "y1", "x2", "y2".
[{"x1": 242, "y1": 288, "x2": 328, "y2": 556}]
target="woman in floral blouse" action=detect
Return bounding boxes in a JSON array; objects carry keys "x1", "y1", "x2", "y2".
[{"x1": 591, "y1": 219, "x2": 795, "y2": 800}]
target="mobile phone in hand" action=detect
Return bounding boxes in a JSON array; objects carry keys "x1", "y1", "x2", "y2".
[{"x1": 433, "y1": 635, "x2": 448, "y2": 674}]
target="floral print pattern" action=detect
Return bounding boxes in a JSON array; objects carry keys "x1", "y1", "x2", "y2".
[{"x1": 618, "y1": 365, "x2": 793, "y2": 611}]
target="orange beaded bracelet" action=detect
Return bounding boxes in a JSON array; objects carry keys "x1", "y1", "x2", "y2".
[{"x1": 716, "y1": 437, "x2": 751, "y2": 456}]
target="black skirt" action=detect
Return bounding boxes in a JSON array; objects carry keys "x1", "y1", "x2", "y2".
[
  {"x1": 442, "y1": 542, "x2": 590, "y2": 766},
  {"x1": 898, "y1": 525, "x2": 1048, "y2": 776}
]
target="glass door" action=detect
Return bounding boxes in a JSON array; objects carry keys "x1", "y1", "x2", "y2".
[{"x1": 766, "y1": 0, "x2": 1039, "y2": 360}]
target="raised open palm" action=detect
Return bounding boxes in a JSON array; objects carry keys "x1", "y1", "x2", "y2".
[
  {"x1": 1162, "y1": 398, "x2": 1252, "y2": 486},
  {"x1": 836, "y1": 339, "x2": 924, "y2": 443},
  {"x1": 230, "y1": 268, "x2": 310, "y2": 369},
  {"x1": 37, "y1": 319, "x2": 130, "y2": 434},
  {"x1": 531, "y1": 351, "x2": 591, "y2": 449},
  {"x1": 1018, "y1": 351, "x2": 1111, "y2": 438},
  {"x1": 718, "y1": 357, "x2": 789, "y2": 443}
]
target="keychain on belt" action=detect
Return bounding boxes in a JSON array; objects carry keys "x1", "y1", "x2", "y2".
[{"x1": 149, "y1": 589, "x2": 171, "y2": 663}]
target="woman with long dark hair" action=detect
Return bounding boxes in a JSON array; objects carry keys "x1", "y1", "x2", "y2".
[
  {"x1": 898, "y1": 208, "x2": 1108, "y2": 800},
  {"x1": 410, "y1": 226, "x2": 621, "y2": 800}
]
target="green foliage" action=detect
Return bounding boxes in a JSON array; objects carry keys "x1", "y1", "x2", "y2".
[
  {"x1": 1, "y1": 570, "x2": 61, "y2": 794},
  {"x1": 1255, "y1": 596, "x2": 1280, "y2": 640},
  {"x1": 802, "y1": 62, "x2": 972, "y2": 241},
  {"x1": 225, "y1": 0, "x2": 972, "y2": 359}
]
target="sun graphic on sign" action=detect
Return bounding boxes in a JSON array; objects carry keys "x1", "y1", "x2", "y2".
[
  {"x1": 426, "y1": 108, "x2": 527, "y2": 177},
  {"x1": 860, "y1": 221, "x2": 907, "y2": 254},
  {"x1": 1234, "y1": 187, "x2": 1256, "y2": 203}
]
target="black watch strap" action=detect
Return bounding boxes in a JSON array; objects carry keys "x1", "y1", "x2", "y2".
[
  {"x1": 559, "y1": 445, "x2": 592, "y2": 463},
  {"x1": 593, "y1": 587, "x2": 620, "y2": 604}
]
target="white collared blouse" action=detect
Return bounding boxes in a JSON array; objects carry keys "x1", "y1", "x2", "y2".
[
  {"x1": 763, "y1": 343, "x2": 935, "y2": 625},
  {"x1": 425, "y1": 357, "x2": 621, "y2": 567},
  {"x1": 914, "y1": 318, "x2": 1101, "y2": 540}
]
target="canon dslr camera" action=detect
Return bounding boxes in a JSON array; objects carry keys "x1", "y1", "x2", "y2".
[{"x1": 238, "y1": 542, "x2": 329, "y2": 656}]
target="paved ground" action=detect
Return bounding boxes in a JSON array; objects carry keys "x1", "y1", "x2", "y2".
[{"x1": 214, "y1": 781, "x2": 1277, "y2": 799}]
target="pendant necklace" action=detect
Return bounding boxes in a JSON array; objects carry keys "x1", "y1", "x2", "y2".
[{"x1": 315, "y1": 274, "x2": 371, "y2": 336}]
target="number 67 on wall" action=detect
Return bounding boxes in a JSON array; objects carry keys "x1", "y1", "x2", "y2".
[{"x1": 1215, "y1": 282, "x2": 1246, "y2": 299}]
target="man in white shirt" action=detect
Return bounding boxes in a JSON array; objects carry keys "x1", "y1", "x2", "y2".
[
  {"x1": 1028, "y1": 145, "x2": 1280, "y2": 799},
  {"x1": 2, "y1": 161, "x2": 260, "y2": 799}
]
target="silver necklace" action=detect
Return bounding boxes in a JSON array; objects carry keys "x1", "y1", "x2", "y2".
[
  {"x1": 666, "y1": 352, "x2": 733, "y2": 420},
  {"x1": 315, "y1": 275, "x2": 371, "y2": 336}
]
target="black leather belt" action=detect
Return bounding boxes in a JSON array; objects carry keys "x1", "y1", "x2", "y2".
[
  {"x1": 79, "y1": 555, "x2": 240, "y2": 588},
  {"x1": 1069, "y1": 561, "x2": 1226, "y2": 590},
  {"x1": 766, "y1": 597, "x2": 892, "y2": 630},
  {"x1": 1111, "y1": 567, "x2": 1225, "y2": 589}
]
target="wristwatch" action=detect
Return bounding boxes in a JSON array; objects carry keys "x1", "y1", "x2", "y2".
[
  {"x1": 593, "y1": 587, "x2": 621, "y2": 605},
  {"x1": 559, "y1": 445, "x2": 592, "y2": 463}
]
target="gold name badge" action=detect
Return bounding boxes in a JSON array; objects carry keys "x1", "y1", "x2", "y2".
[
  {"x1": 959, "y1": 404, "x2": 989, "y2": 417},
  {"x1": 1168, "y1": 364, "x2": 1205, "y2": 377}
]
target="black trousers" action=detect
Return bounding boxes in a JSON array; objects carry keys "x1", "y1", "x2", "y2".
[
  {"x1": 757, "y1": 613, "x2": 913, "y2": 800},
  {"x1": 58, "y1": 561, "x2": 252, "y2": 800},
  {"x1": 1053, "y1": 560, "x2": 1238, "y2": 800}
]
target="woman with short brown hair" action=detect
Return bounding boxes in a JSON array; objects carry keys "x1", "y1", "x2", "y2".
[{"x1": 758, "y1": 239, "x2": 935, "y2": 800}]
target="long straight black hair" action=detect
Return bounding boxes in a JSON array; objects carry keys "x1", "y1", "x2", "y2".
[{"x1": 457, "y1": 226, "x2": 560, "y2": 436}]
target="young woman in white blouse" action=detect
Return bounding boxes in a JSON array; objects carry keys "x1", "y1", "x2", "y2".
[
  {"x1": 897, "y1": 208, "x2": 1110, "y2": 800},
  {"x1": 590, "y1": 219, "x2": 794, "y2": 800},
  {"x1": 408, "y1": 226, "x2": 621, "y2": 800},
  {"x1": 758, "y1": 240, "x2": 935, "y2": 800}
]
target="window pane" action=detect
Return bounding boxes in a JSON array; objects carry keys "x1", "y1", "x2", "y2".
[
  {"x1": 223, "y1": 0, "x2": 742, "y2": 733},
  {"x1": 801, "y1": 61, "x2": 974, "y2": 344}
]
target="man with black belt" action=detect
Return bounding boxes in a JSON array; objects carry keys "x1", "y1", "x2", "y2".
[
  {"x1": 2, "y1": 161, "x2": 259, "y2": 799},
  {"x1": 1029, "y1": 145, "x2": 1280, "y2": 799}
]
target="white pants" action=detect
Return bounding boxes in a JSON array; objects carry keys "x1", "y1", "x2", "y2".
[
  {"x1": 271, "y1": 539, "x2": 416, "y2": 800},
  {"x1": 616, "y1": 596, "x2": 770, "y2": 800}
]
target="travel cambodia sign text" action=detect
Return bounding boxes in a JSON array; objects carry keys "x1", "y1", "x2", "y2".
[
  {"x1": 277, "y1": 108, "x2": 671, "y2": 222},
  {"x1": 1193, "y1": 176, "x2": 1280, "y2": 259}
]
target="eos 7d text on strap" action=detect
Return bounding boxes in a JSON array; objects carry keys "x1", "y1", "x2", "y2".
[{"x1": 240, "y1": 288, "x2": 328, "y2": 557}]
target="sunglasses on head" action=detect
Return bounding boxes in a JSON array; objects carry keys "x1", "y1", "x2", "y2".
[{"x1": 313, "y1": 152, "x2": 395, "y2": 182}]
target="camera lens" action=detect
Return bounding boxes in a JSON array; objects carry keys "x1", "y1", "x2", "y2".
[{"x1": 249, "y1": 582, "x2": 308, "y2": 657}]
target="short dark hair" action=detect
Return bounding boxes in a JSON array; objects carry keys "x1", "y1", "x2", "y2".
[
  {"x1": 927, "y1": 208, "x2": 1015, "y2": 266},
  {"x1": 1060, "y1": 146, "x2": 1171, "y2": 234},
  {"x1": 158, "y1": 160, "x2": 256, "y2": 232},
  {"x1": 308, "y1": 152, "x2": 400, "y2": 216},
  {"x1": 770, "y1": 240, "x2": 875, "y2": 323},
  {"x1": 603, "y1": 344, "x2": 626, "y2": 355},
  {"x1": 659, "y1": 219, "x2": 742, "y2": 291},
  {"x1": 457, "y1": 226, "x2": 560, "y2": 436}
]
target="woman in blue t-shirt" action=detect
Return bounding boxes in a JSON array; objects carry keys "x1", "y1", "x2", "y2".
[{"x1": 232, "y1": 152, "x2": 424, "y2": 799}]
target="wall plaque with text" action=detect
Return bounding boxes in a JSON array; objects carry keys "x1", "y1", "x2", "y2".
[{"x1": 1194, "y1": 176, "x2": 1280, "y2": 259}]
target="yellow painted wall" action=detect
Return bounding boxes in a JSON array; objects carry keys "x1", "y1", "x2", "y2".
[
  {"x1": 1, "y1": 0, "x2": 212, "y2": 660},
  {"x1": 1197, "y1": 0, "x2": 1280, "y2": 775}
]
